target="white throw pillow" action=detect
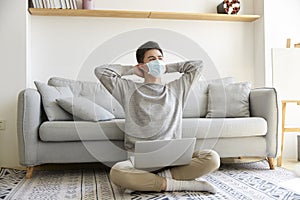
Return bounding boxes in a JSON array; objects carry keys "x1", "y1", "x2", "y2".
[
  {"x1": 56, "y1": 97, "x2": 115, "y2": 121},
  {"x1": 34, "y1": 81, "x2": 73, "y2": 121},
  {"x1": 206, "y1": 82, "x2": 251, "y2": 118}
]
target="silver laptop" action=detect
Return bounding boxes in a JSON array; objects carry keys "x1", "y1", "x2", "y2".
[{"x1": 130, "y1": 138, "x2": 196, "y2": 171}]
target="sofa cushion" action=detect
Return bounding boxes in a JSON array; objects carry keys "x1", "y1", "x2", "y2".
[
  {"x1": 206, "y1": 81, "x2": 251, "y2": 118},
  {"x1": 183, "y1": 77, "x2": 235, "y2": 118},
  {"x1": 39, "y1": 117, "x2": 266, "y2": 142},
  {"x1": 56, "y1": 97, "x2": 115, "y2": 122},
  {"x1": 48, "y1": 77, "x2": 125, "y2": 118},
  {"x1": 182, "y1": 117, "x2": 267, "y2": 139},
  {"x1": 34, "y1": 81, "x2": 73, "y2": 121},
  {"x1": 39, "y1": 119, "x2": 125, "y2": 142}
]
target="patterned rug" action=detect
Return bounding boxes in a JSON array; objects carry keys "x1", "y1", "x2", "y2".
[{"x1": 1, "y1": 160, "x2": 300, "y2": 200}]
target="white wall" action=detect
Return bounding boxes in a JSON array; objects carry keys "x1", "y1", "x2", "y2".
[
  {"x1": 266, "y1": 0, "x2": 300, "y2": 160},
  {"x1": 265, "y1": 0, "x2": 300, "y2": 86},
  {"x1": 28, "y1": 0, "x2": 256, "y2": 87},
  {"x1": 272, "y1": 49, "x2": 300, "y2": 160},
  {"x1": 267, "y1": 0, "x2": 300, "y2": 48},
  {"x1": 88, "y1": 0, "x2": 254, "y2": 13},
  {"x1": 253, "y1": 0, "x2": 265, "y2": 87},
  {"x1": 0, "y1": 0, "x2": 27, "y2": 167}
]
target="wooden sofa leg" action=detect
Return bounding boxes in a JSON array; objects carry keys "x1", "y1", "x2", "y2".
[
  {"x1": 267, "y1": 157, "x2": 275, "y2": 170},
  {"x1": 26, "y1": 167, "x2": 34, "y2": 179}
]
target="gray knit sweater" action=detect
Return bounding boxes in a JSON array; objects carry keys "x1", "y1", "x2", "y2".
[{"x1": 94, "y1": 60, "x2": 203, "y2": 151}]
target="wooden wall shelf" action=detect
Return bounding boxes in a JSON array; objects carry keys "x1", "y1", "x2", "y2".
[{"x1": 28, "y1": 8, "x2": 260, "y2": 22}]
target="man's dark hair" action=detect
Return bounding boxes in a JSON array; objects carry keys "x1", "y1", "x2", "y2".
[{"x1": 136, "y1": 41, "x2": 163, "y2": 63}]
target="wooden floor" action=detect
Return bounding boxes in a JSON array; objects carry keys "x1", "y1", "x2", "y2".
[{"x1": 281, "y1": 159, "x2": 299, "y2": 171}]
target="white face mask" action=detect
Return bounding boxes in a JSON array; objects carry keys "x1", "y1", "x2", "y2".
[{"x1": 146, "y1": 60, "x2": 166, "y2": 78}]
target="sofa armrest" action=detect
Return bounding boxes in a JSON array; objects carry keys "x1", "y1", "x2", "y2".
[
  {"x1": 249, "y1": 88, "x2": 279, "y2": 158},
  {"x1": 17, "y1": 89, "x2": 45, "y2": 166}
]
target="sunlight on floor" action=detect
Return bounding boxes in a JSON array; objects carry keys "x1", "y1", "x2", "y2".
[
  {"x1": 281, "y1": 159, "x2": 300, "y2": 194},
  {"x1": 282, "y1": 159, "x2": 299, "y2": 171}
]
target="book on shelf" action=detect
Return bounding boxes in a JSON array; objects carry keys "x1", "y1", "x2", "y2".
[{"x1": 30, "y1": 0, "x2": 78, "y2": 9}]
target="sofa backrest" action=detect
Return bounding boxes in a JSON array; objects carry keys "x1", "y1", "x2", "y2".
[
  {"x1": 182, "y1": 76, "x2": 235, "y2": 118},
  {"x1": 183, "y1": 80, "x2": 208, "y2": 118},
  {"x1": 48, "y1": 77, "x2": 235, "y2": 119},
  {"x1": 48, "y1": 77, "x2": 125, "y2": 118}
]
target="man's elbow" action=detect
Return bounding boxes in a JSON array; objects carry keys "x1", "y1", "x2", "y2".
[{"x1": 94, "y1": 66, "x2": 109, "y2": 82}]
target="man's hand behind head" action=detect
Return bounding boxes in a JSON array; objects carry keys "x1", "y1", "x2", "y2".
[{"x1": 134, "y1": 64, "x2": 148, "y2": 78}]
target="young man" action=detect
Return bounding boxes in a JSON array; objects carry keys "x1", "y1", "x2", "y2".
[{"x1": 94, "y1": 41, "x2": 220, "y2": 193}]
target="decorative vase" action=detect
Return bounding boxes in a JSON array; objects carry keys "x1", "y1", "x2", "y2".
[
  {"x1": 82, "y1": 0, "x2": 95, "y2": 10},
  {"x1": 217, "y1": 0, "x2": 240, "y2": 15}
]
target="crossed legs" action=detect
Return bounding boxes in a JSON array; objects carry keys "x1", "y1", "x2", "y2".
[{"x1": 110, "y1": 149, "x2": 220, "y2": 192}]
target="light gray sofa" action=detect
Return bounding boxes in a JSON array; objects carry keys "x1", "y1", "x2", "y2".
[{"x1": 17, "y1": 77, "x2": 278, "y2": 178}]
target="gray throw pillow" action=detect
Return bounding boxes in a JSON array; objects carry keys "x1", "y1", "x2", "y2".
[
  {"x1": 34, "y1": 81, "x2": 73, "y2": 121},
  {"x1": 56, "y1": 97, "x2": 115, "y2": 121},
  {"x1": 48, "y1": 77, "x2": 125, "y2": 119},
  {"x1": 206, "y1": 82, "x2": 251, "y2": 118}
]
